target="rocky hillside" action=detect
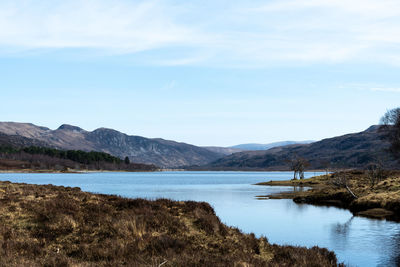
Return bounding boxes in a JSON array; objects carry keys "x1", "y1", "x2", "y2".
[
  {"x1": 0, "y1": 132, "x2": 48, "y2": 148},
  {"x1": 0, "y1": 122, "x2": 223, "y2": 168},
  {"x1": 203, "y1": 126, "x2": 400, "y2": 170}
]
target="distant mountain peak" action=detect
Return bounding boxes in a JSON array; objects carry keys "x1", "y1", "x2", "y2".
[
  {"x1": 94, "y1": 127, "x2": 120, "y2": 133},
  {"x1": 57, "y1": 124, "x2": 84, "y2": 132}
]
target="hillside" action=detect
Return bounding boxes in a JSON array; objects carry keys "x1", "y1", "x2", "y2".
[
  {"x1": 0, "y1": 181, "x2": 339, "y2": 266},
  {"x1": 0, "y1": 122, "x2": 223, "y2": 168},
  {"x1": 203, "y1": 126, "x2": 400, "y2": 170},
  {"x1": 203, "y1": 146, "x2": 243, "y2": 155},
  {"x1": 0, "y1": 132, "x2": 48, "y2": 148}
]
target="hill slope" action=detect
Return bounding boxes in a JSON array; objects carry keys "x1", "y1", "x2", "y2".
[
  {"x1": 202, "y1": 146, "x2": 243, "y2": 155},
  {"x1": 205, "y1": 126, "x2": 399, "y2": 170},
  {"x1": 0, "y1": 122, "x2": 222, "y2": 168}
]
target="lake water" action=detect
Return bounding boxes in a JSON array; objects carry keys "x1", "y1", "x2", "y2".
[{"x1": 0, "y1": 171, "x2": 399, "y2": 267}]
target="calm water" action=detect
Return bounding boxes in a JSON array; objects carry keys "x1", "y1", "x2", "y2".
[{"x1": 0, "y1": 171, "x2": 399, "y2": 267}]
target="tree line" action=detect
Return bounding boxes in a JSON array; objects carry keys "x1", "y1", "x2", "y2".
[
  {"x1": 0, "y1": 146, "x2": 157, "y2": 172},
  {"x1": 0, "y1": 146, "x2": 123, "y2": 165}
]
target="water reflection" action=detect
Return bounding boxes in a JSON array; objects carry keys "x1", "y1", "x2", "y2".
[
  {"x1": 292, "y1": 185, "x2": 307, "y2": 192},
  {"x1": 330, "y1": 216, "x2": 354, "y2": 250},
  {"x1": 333, "y1": 216, "x2": 354, "y2": 236}
]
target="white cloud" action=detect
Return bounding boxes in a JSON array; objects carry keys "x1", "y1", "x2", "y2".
[
  {"x1": 0, "y1": 0, "x2": 204, "y2": 51},
  {"x1": 1, "y1": 0, "x2": 400, "y2": 66}
]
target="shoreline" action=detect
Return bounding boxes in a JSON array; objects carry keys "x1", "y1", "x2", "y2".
[
  {"x1": 256, "y1": 172, "x2": 400, "y2": 221},
  {"x1": 0, "y1": 168, "x2": 326, "y2": 174}
]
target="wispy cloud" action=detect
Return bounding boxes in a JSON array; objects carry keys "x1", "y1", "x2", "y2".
[
  {"x1": 0, "y1": 1, "x2": 204, "y2": 51},
  {"x1": 1, "y1": 0, "x2": 400, "y2": 66}
]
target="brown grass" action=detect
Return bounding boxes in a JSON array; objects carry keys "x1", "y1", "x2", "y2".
[
  {"x1": 0, "y1": 181, "x2": 340, "y2": 266},
  {"x1": 258, "y1": 171, "x2": 400, "y2": 221}
]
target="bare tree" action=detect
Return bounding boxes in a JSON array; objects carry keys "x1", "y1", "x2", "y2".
[
  {"x1": 289, "y1": 159, "x2": 299, "y2": 180},
  {"x1": 379, "y1": 107, "x2": 400, "y2": 159},
  {"x1": 367, "y1": 162, "x2": 385, "y2": 188},
  {"x1": 288, "y1": 156, "x2": 309, "y2": 180}
]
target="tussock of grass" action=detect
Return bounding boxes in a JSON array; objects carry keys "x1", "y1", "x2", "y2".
[{"x1": 0, "y1": 181, "x2": 339, "y2": 266}]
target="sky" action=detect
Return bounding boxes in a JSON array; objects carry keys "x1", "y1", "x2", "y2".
[{"x1": 1, "y1": 0, "x2": 400, "y2": 146}]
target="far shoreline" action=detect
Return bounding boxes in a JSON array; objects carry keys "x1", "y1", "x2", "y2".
[{"x1": 0, "y1": 168, "x2": 328, "y2": 173}]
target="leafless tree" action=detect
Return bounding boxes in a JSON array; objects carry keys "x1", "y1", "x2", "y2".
[
  {"x1": 289, "y1": 159, "x2": 299, "y2": 180},
  {"x1": 379, "y1": 107, "x2": 400, "y2": 159},
  {"x1": 367, "y1": 162, "x2": 385, "y2": 188},
  {"x1": 288, "y1": 156, "x2": 309, "y2": 180}
]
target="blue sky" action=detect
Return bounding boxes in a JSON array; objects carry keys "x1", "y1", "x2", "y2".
[{"x1": 1, "y1": 0, "x2": 400, "y2": 146}]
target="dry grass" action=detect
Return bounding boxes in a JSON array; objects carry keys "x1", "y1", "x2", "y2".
[
  {"x1": 256, "y1": 174, "x2": 330, "y2": 187},
  {"x1": 258, "y1": 171, "x2": 400, "y2": 220},
  {"x1": 0, "y1": 181, "x2": 340, "y2": 267}
]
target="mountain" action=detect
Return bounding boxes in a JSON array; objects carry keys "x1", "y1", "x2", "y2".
[
  {"x1": 0, "y1": 122, "x2": 223, "y2": 168},
  {"x1": 202, "y1": 146, "x2": 243, "y2": 155},
  {"x1": 203, "y1": 141, "x2": 315, "y2": 156},
  {"x1": 202, "y1": 126, "x2": 399, "y2": 170},
  {"x1": 230, "y1": 141, "x2": 315, "y2": 151},
  {"x1": 0, "y1": 132, "x2": 49, "y2": 148}
]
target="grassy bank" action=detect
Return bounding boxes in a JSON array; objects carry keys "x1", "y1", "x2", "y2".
[
  {"x1": 0, "y1": 181, "x2": 339, "y2": 266},
  {"x1": 256, "y1": 171, "x2": 400, "y2": 220}
]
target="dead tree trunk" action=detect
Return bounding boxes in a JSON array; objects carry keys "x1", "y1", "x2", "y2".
[{"x1": 331, "y1": 173, "x2": 358, "y2": 199}]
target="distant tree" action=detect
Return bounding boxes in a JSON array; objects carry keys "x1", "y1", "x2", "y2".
[
  {"x1": 379, "y1": 107, "x2": 400, "y2": 159},
  {"x1": 366, "y1": 162, "x2": 385, "y2": 188},
  {"x1": 289, "y1": 159, "x2": 299, "y2": 180},
  {"x1": 124, "y1": 156, "x2": 130, "y2": 164},
  {"x1": 288, "y1": 156, "x2": 309, "y2": 180}
]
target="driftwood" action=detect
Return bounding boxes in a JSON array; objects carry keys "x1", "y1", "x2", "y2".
[{"x1": 331, "y1": 173, "x2": 358, "y2": 199}]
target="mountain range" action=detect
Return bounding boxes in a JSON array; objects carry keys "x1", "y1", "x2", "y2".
[
  {"x1": 0, "y1": 122, "x2": 397, "y2": 170},
  {"x1": 0, "y1": 122, "x2": 222, "y2": 168},
  {"x1": 202, "y1": 125, "x2": 399, "y2": 170}
]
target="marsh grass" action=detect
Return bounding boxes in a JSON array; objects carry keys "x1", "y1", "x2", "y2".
[
  {"x1": 260, "y1": 171, "x2": 400, "y2": 220},
  {"x1": 0, "y1": 181, "x2": 339, "y2": 266}
]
